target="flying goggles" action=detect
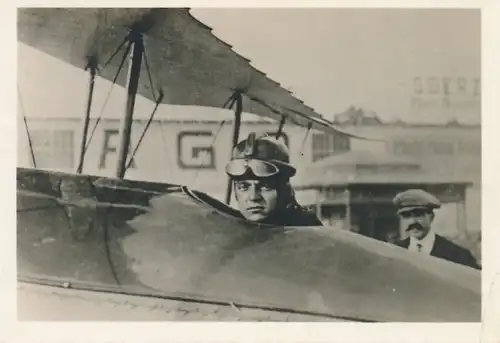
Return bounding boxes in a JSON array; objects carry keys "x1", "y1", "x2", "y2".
[
  {"x1": 225, "y1": 158, "x2": 281, "y2": 178},
  {"x1": 226, "y1": 132, "x2": 296, "y2": 179}
]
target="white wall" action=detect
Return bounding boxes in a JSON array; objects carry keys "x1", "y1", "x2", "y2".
[
  {"x1": 17, "y1": 118, "x2": 316, "y2": 206},
  {"x1": 17, "y1": 118, "x2": 481, "y2": 232}
]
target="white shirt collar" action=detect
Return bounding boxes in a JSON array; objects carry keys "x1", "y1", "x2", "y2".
[{"x1": 409, "y1": 231, "x2": 436, "y2": 254}]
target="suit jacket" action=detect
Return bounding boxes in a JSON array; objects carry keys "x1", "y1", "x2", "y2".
[{"x1": 397, "y1": 234, "x2": 480, "y2": 270}]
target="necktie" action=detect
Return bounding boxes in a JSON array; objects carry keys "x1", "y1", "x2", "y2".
[{"x1": 417, "y1": 243, "x2": 422, "y2": 252}]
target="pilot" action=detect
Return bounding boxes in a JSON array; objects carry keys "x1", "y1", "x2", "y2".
[
  {"x1": 225, "y1": 132, "x2": 322, "y2": 227},
  {"x1": 393, "y1": 189, "x2": 480, "y2": 269}
]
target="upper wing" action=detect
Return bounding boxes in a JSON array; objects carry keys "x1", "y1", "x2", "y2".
[{"x1": 17, "y1": 8, "x2": 374, "y2": 139}]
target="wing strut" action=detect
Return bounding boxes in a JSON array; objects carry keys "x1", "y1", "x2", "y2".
[
  {"x1": 76, "y1": 56, "x2": 97, "y2": 174},
  {"x1": 79, "y1": 38, "x2": 133, "y2": 168},
  {"x1": 276, "y1": 114, "x2": 286, "y2": 139},
  {"x1": 115, "y1": 30, "x2": 144, "y2": 179},
  {"x1": 17, "y1": 85, "x2": 37, "y2": 168},
  {"x1": 224, "y1": 91, "x2": 243, "y2": 205}
]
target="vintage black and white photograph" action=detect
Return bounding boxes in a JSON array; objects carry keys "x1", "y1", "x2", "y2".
[{"x1": 16, "y1": 7, "x2": 482, "y2": 323}]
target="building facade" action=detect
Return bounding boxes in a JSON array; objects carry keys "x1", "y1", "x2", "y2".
[{"x1": 17, "y1": 110, "x2": 480, "y2": 235}]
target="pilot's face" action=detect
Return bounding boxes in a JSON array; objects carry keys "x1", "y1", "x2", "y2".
[
  {"x1": 399, "y1": 208, "x2": 433, "y2": 240},
  {"x1": 234, "y1": 178, "x2": 279, "y2": 222}
]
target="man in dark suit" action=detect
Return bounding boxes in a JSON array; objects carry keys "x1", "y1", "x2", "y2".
[{"x1": 393, "y1": 189, "x2": 480, "y2": 270}]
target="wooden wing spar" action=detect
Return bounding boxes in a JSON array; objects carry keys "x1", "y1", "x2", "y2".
[{"x1": 17, "y1": 7, "x2": 373, "y2": 139}]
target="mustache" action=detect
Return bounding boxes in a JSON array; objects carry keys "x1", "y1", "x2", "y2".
[{"x1": 406, "y1": 223, "x2": 424, "y2": 231}]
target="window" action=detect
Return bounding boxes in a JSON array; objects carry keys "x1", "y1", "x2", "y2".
[
  {"x1": 30, "y1": 129, "x2": 74, "y2": 170},
  {"x1": 311, "y1": 132, "x2": 350, "y2": 162}
]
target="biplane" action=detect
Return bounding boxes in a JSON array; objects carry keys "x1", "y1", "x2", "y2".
[{"x1": 16, "y1": 8, "x2": 481, "y2": 322}]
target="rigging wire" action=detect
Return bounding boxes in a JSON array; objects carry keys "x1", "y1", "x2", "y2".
[
  {"x1": 124, "y1": 91, "x2": 164, "y2": 173},
  {"x1": 222, "y1": 92, "x2": 237, "y2": 109},
  {"x1": 81, "y1": 38, "x2": 133, "y2": 159},
  {"x1": 76, "y1": 59, "x2": 98, "y2": 174},
  {"x1": 158, "y1": 120, "x2": 173, "y2": 177},
  {"x1": 142, "y1": 42, "x2": 157, "y2": 101},
  {"x1": 99, "y1": 33, "x2": 131, "y2": 72},
  {"x1": 299, "y1": 123, "x2": 312, "y2": 156},
  {"x1": 124, "y1": 44, "x2": 163, "y2": 174},
  {"x1": 143, "y1": 43, "x2": 173, "y2": 177},
  {"x1": 189, "y1": 119, "x2": 227, "y2": 188},
  {"x1": 17, "y1": 85, "x2": 37, "y2": 168},
  {"x1": 189, "y1": 93, "x2": 238, "y2": 188}
]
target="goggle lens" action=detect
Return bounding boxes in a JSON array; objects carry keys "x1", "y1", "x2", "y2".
[{"x1": 226, "y1": 159, "x2": 280, "y2": 178}]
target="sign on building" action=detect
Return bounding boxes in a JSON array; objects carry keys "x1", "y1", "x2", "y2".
[
  {"x1": 177, "y1": 131, "x2": 216, "y2": 169},
  {"x1": 99, "y1": 129, "x2": 137, "y2": 169},
  {"x1": 410, "y1": 76, "x2": 480, "y2": 111}
]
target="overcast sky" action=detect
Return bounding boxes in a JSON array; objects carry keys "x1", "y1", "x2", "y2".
[{"x1": 18, "y1": 8, "x2": 480, "y2": 124}]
